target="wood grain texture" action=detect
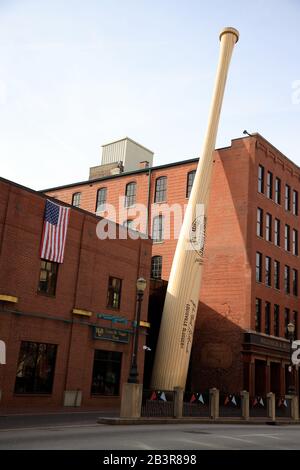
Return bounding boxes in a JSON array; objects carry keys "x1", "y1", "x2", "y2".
[{"x1": 151, "y1": 27, "x2": 239, "y2": 390}]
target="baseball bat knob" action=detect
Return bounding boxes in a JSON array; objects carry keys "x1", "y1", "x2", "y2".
[{"x1": 219, "y1": 27, "x2": 239, "y2": 43}]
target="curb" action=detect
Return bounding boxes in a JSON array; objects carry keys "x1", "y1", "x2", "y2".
[{"x1": 97, "y1": 417, "x2": 300, "y2": 426}]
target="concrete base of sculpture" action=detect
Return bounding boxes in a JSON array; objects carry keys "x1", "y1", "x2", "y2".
[{"x1": 120, "y1": 383, "x2": 143, "y2": 418}]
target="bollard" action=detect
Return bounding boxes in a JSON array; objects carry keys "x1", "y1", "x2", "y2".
[
  {"x1": 209, "y1": 388, "x2": 219, "y2": 420},
  {"x1": 120, "y1": 383, "x2": 143, "y2": 418},
  {"x1": 241, "y1": 390, "x2": 249, "y2": 420},
  {"x1": 267, "y1": 392, "x2": 275, "y2": 421},
  {"x1": 173, "y1": 387, "x2": 184, "y2": 418},
  {"x1": 288, "y1": 395, "x2": 299, "y2": 421}
]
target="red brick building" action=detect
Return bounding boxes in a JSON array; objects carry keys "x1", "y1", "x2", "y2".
[
  {"x1": 0, "y1": 177, "x2": 151, "y2": 411},
  {"x1": 44, "y1": 133, "x2": 300, "y2": 398}
]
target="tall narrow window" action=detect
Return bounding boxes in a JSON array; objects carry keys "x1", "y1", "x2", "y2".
[
  {"x1": 72, "y1": 192, "x2": 81, "y2": 208},
  {"x1": 285, "y1": 184, "x2": 291, "y2": 211},
  {"x1": 257, "y1": 208, "x2": 263, "y2": 237},
  {"x1": 186, "y1": 170, "x2": 196, "y2": 198},
  {"x1": 152, "y1": 215, "x2": 164, "y2": 243},
  {"x1": 154, "y1": 176, "x2": 167, "y2": 203},
  {"x1": 267, "y1": 171, "x2": 273, "y2": 199},
  {"x1": 285, "y1": 224, "x2": 290, "y2": 251},
  {"x1": 151, "y1": 256, "x2": 162, "y2": 279},
  {"x1": 258, "y1": 165, "x2": 264, "y2": 193},
  {"x1": 274, "y1": 304, "x2": 280, "y2": 337},
  {"x1": 285, "y1": 308, "x2": 290, "y2": 339},
  {"x1": 274, "y1": 260, "x2": 280, "y2": 290},
  {"x1": 265, "y1": 301, "x2": 271, "y2": 335},
  {"x1": 274, "y1": 218, "x2": 280, "y2": 246},
  {"x1": 293, "y1": 190, "x2": 298, "y2": 216},
  {"x1": 91, "y1": 350, "x2": 122, "y2": 396},
  {"x1": 14, "y1": 341, "x2": 57, "y2": 394},
  {"x1": 292, "y1": 269, "x2": 298, "y2": 297},
  {"x1": 256, "y1": 252, "x2": 262, "y2": 282},
  {"x1": 96, "y1": 187, "x2": 107, "y2": 212},
  {"x1": 292, "y1": 229, "x2": 298, "y2": 256},
  {"x1": 284, "y1": 265, "x2": 290, "y2": 294},
  {"x1": 266, "y1": 213, "x2": 272, "y2": 242},
  {"x1": 38, "y1": 260, "x2": 58, "y2": 296},
  {"x1": 107, "y1": 277, "x2": 122, "y2": 309},
  {"x1": 125, "y1": 182, "x2": 136, "y2": 207},
  {"x1": 275, "y1": 177, "x2": 281, "y2": 204},
  {"x1": 255, "y1": 298, "x2": 262, "y2": 333},
  {"x1": 293, "y1": 311, "x2": 298, "y2": 340},
  {"x1": 265, "y1": 256, "x2": 271, "y2": 287}
]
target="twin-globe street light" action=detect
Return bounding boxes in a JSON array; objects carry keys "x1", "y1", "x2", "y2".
[{"x1": 128, "y1": 277, "x2": 147, "y2": 384}]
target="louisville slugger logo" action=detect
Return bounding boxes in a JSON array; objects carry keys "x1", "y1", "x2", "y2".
[{"x1": 189, "y1": 215, "x2": 206, "y2": 260}]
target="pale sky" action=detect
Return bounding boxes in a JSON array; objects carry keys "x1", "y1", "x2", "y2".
[{"x1": 0, "y1": 0, "x2": 299, "y2": 190}]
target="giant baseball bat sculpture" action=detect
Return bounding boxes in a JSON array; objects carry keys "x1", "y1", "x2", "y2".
[{"x1": 151, "y1": 27, "x2": 239, "y2": 390}]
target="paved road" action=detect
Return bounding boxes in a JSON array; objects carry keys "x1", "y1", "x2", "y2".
[
  {"x1": 1, "y1": 420, "x2": 300, "y2": 449},
  {"x1": 0, "y1": 410, "x2": 117, "y2": 430}
]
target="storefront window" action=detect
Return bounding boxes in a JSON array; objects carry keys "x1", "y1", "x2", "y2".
[
  {"x1": 14, "y1": 341, "x2": 57, "y2": 394},
  {"x1": 91, "y1": 350, "x2": 122, "y2": 396}
]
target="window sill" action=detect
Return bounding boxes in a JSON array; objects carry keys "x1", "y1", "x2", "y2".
[
  {"x1": 14, "y1": 393, "x2": 53, "y2": 397},
  {"x1": 90, "y1": 394, "x2": 120, "y2": 398},
  {"x1": 36, "y1": 291, "x2": 56, "y2": 298}
]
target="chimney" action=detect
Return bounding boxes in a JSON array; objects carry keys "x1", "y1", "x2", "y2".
[{"x1": 139, "y1": 161, "x2": 150, "y2": 169}]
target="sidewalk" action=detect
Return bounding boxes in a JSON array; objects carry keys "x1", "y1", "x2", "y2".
[{"x1": 97, "y1": 416, "x2": 300, "y2": 426}]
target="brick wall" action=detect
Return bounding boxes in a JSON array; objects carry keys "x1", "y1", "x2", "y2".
[{"x1": 0, "y1": 178, "x2": 152, "y2": 409}]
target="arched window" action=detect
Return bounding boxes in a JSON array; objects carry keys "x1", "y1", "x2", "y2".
[
  {"x1": 72, "y1": 192, "x2": 81, "y2": 208},
  {"x1": 152, "y1": 215, "x2": 164, "y2": 243},
  {"x1": 125, "y1": 182, "x2": 136, "y2": 207},
  {"x1": 151, "y1": 256, "x2": 162, "y2": 279},
  {"x1": 96, "y1": 187, "x2": 107, "y2": 212},
  {"x1": 186, "y1": 170, "x2": 196, "y2": 198},
  {"x1": 154, "y1": 176, "x2": 167, "y2": 203}
]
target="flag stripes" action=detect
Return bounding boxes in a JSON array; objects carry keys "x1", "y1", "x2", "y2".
[{"x1": 40, "y1": 199, "x2": 70, "y2": 263}]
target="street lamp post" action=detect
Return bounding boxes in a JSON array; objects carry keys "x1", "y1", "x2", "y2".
[
  {"x1": 128, "y1": 277, "x2": 147, "y2": 384},
  {"x1": 287, "y1": 322, "x2": 296, "y2": 395}
]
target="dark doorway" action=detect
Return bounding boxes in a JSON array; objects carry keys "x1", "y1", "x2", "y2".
[
  {"x1": 255, "y1": 359, "x2": 266, "y2": 396},
  {"x1": 270, "y1": 362, "x2": 280, "y2": 396}
]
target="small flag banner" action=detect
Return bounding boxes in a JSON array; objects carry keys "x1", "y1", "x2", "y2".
[
  {"x1": 223, "y1": 394, "x2": 239, "y2": 407},
  {"x1": 189, "y1": 393, "x2": 206, "y2": 405},
  {"x1": 149, "y1": 391, "x2": 168, "y2": 402},
  {"x1": 277, "y1": 398, "x2": 288, "y2": 408},
  {"x1": 251, "y1": 396, "x2": 265, "y2": 408}
]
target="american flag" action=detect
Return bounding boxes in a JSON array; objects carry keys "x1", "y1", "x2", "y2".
[{"x1": 40, "y1": 199, "x2": 70, "y2": 263}]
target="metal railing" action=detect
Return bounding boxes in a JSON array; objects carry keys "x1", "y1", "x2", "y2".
[
  {"x1": 141, "y1": 389, "x2": 175, "y2": 417},
  {"x1": 183, "y1": 391, "x2": 210, "y2": 417},
  {"x1": 276, "y1": 396, "x2": 292, "y2": 418},
  {"x1": 219, "y1": 393, "x2": 242, "y2": 417},
  {"x1": 249, "y1": 396, "x2": 268, "y2": 417}
]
